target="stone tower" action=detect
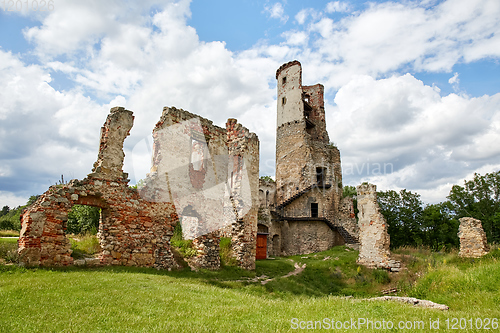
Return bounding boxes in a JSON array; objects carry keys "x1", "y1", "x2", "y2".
[
  {"x1": 272, "y1": 60, "x2": 357, "y2": 255},
  {"x1": 275, "y1": 61, "x2": 341, "y2": 212}
]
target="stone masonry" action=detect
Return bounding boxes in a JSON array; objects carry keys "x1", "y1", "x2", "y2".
[
  {"x1": 18, "y1": 107, "x2": 179, "y2": 269},
  {"x1": 356, "y1": 183, "x2": 400, "y2": 271},
  {"x1": 269, "y1": 60, "x2": 359, "y2": 257},
  {"x1": 458, "y1": 217, "x2": 489, "y2": 258},
  {"x1": 18, "y1": 106, "x2": 260, "y2": 271}
]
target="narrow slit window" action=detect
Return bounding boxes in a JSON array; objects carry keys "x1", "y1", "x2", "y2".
[
  {"x1": 282, "y1": 96, "x2": 286, "y2": 105},
  {"x1": 316, "y1": 167, "x2": 326, "y2": 186},
  {"x1": 311, "y1": 203, "x2": 318, "y2": 218},
  {"x1": 282, "y1": 76, "x2": 287, "y2": 84}
]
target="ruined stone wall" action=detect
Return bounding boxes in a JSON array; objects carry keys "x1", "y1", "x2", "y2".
[
  {"x1": 280, "y1": 220, "x2": 343, "y2": 256},
  {"x1": 356, "y1": 183, "x2": 399, "y2": 271},
  {"x1": 148, "y1": 107, "x2": 259, "y2": 270},
  {"x1": 226, "y1": 119, "x2": 259, "y2": 269},
  {"x1": 337, "y1": 196, "x2": 359, "y2": 241},
  {"x1": 275, "y1": 120, "x2": 310, "y2": 205},
  {"x1": 458, "y1": 217, "x2": 489, "y2": 258},
  {"x1": 19, "y1": 108, "x2": 178, "y2": 269},
  {"x1": 258, "y1": 179, "x2": 280, "y2": 257},
  {"x1": 302, "y1": 84, "x2": 328, "y2": 143},
  {"x1": 19, "y1": 106, "x2": 259, "y2": 271}
]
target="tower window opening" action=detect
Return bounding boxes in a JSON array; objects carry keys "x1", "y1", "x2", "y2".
[
  {"x1": 316, "y1": 167, "x2": 326, "y2": 186},
  {"x1": 282, "y1": 96, "x2": 286, "y2": 105},
  {"x1": 282, "y1": 77, "x2": 286, "y2": 84},
  {"x1": 311, "y1": 203, "x2": 318, "y2": 218}
]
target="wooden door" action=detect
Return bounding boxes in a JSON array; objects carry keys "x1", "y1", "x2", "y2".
[{"x1": 256, "y1": 234, "x2": 267, "y2": 260}]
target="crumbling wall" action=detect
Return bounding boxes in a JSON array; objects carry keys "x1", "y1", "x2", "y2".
[
  {"x1": 356, "y1": 183, "x2": 400, "y2": 271},
  {"x1": 280, "y1": 220, "x2": 343, "y2": 256},
  {"x1": 146, "y1": 107, "x2": 259, "y2": 270},
  {"x1": 19, "y1": 107, "x2": 178, "y2": 269},
  {"x1": 226, "y1": 119, "x2": 260, "y2": 269},
  {"x1": 337, "y1": 196, "x2": 359, "y2": 242},
  {"x1": 458, "y1": 217, "x2": 489, "y2": 258},
  {"x1": 19, "y1": 106, "x2": 260, "y2": 271},
  {"x1": 258, "y1": 179, "x2": 281, "y2": 257}
]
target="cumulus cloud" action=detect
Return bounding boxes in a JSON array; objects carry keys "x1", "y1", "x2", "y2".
[
  {"x1": 2, "y1": 0, "x2": 500, "y2": 207},
  {"x1": 330, "y1": 74, "x2": 500, "y2": 202},
  {"x1": 264, "y1": 2, "x2": 288, "y2": 23},
  {"x1": 325, "y1": 1, "x2": 351, "y2": 13},
  {"x1": 284, "y1": 0, "x2": 500, "y2": 89}
]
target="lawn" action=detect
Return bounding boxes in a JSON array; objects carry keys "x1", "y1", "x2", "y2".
[{"x1": 0, "y1": 242, "x2": 499, "y2": 332}]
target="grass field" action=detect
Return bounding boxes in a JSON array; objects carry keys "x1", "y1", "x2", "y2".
[{"x1": 1, "y1": 238, "x2": 499, "y2": 332}]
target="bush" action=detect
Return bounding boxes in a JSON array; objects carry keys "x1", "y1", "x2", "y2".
[
  {"x1": 67, "y1": 205, "x2": 100, "y2": 235},
  {"x1": 170, "y1": 222, "x2": 197, "y2": 258},
  {"x1": 0, "y1": 210, "x2": 22, "y2": 231},
  {"x1": 220, "y1": 237, "x2": 237, "y2": 266}
]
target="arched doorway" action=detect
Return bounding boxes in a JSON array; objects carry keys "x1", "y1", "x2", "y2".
[{"x1": 256, "y1": 224, "x2": 269, "y2": 260}]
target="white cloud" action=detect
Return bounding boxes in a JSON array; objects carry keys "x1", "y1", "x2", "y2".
[
  {"x1": 295, "y1": 9, "x2": 309, "y2": 25},
  {"x1": 448, "y1": 72, "x2": 460, "y2": 92},
  {"x1": 0, "y1": 191, "x2": 29, "y2": 208},
  {"x1": 2, "y1": 0, "x2": 500, "y2": 207},
  {"x1": 325, "y1": 1, "x2": 351, "y2": 13},
  {"x1": 280, "y1": 0, "x2": 500, "y2": 89},
  {"x1": 331, "y1": 74, "x2": 500, "y2": 202},
  {"x1": 264, "y1": 2, "x2": 288, "y2": 23}
]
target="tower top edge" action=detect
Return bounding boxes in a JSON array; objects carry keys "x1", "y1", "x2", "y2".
[{"x1": 276, "y1": 60, "x2": 301, "y2": 79}]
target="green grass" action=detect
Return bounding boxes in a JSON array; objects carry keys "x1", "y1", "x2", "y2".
[
  {"x1": 0, "y1": 230, "x2": 19, "y2": 237},
  {"x1": 1, "y1": 245, "x2": 499, "y2": 332},
  {"x1": 68, "y1": 233, "x2": 101, "y2": 259},
  {"x1": 0, "y1": 237, "x2": 18, "y2": 263}
]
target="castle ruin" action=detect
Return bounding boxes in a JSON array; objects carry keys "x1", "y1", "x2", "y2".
[
  {"x1": 18, "y1": 60, "x2": 360, "y2": 269},
  {"x1": 256, "y1": 61, "x2": 359, "y2": 258}
]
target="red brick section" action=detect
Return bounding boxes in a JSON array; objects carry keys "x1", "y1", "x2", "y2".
[
  {"x1": 19, "y1": 106, "x2": 260, "y2": 271},
  {"x1": 18, "y1": 108, "x2": 179, "y2": 269},
  {"x1": 18, "y1": 178, "x2": 179, "y2": 269}
]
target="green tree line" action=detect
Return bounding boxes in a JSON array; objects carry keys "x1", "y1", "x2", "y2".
[
  {"x1": 344, "y1": 170, "x2": 500, "y2": 250},
  {"x1": 378, "y1": 170, "x2": 499, "y2": 249}
]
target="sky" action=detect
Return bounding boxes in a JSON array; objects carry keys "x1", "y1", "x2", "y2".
[{"x1": 1, "y1": 0, "x2": 500, "y2": 208}]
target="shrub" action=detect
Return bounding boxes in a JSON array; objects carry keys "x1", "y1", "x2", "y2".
[
  {"x1": 220, "y1": 237, "x2": 237, "y2": 266},
  {"x1": 67, "y1": 205, "x2": 100, "y2": 235},
  {"x1": 170, "y1": 222, "x2": 197, "y2": 258}
]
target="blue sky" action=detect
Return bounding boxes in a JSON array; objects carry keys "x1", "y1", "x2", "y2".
[{"x1": 1, "y1": 0, "x2": 500, "y2": 207}]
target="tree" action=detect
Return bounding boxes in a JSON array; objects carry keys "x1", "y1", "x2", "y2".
[
  {"x1": 343, "y1": 185, "x2": 359, "y2": 218},
  {"x1": 67, "y1": 205, "x2": 101, "y2": 235},
  {"x1": 447, "y1": 170, "x2": 500, "y2": 243},
  {"x1": 377, "y1": 189, "x2": 424, "y2": 248},
  {"x1": 421, "y1": 202, "x2": 459, "y2": 250},
  {"x1": 342, "y1": 185, "x2": 357, "y2": 198},
  {"x1": 27, "y1": 195, "x2": 40, "y2": 206},
  {"x1": 0, "y1": 206, "x2": 9, "y2": 217}
]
